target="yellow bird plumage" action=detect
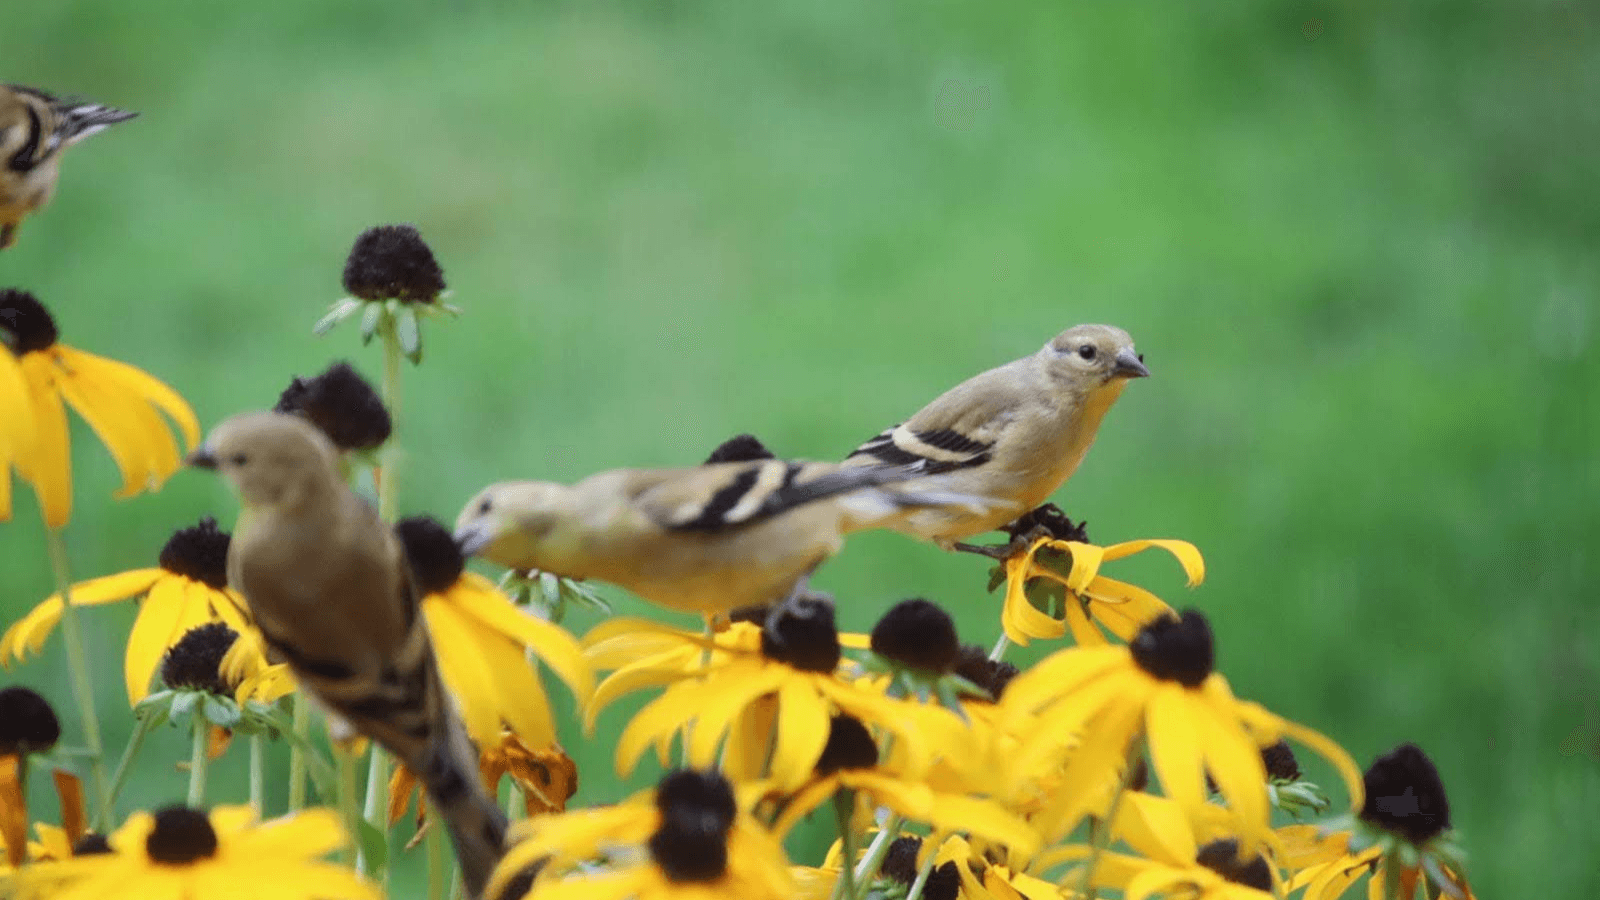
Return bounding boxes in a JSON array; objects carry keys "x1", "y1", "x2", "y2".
[
  {"x1": 0, "y1": 84, "x2": 136, "y2": 249},
  {"x1": 454, "y1": 459, "x2": 993, "y2": 616},
  {"x1": 188, "y1": 411, "x2": 505, "y2": 899},
  {"x1": 844, "y1": 323, "x2": 1149, "y2": 549}
]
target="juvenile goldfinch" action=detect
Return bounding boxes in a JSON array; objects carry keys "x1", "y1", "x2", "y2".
[
  {"x1": 0, "y1": 85, "x2": 136, "y2": 249},
  {"x1": 454, "y1": 459, "x2": 989, "y2": 617},
  {"x1": 188, "y1": 412, "x2": 506, "y2": 899},
  {"x1": 845, "y1": 323, "x2": 1148, "y2": 551}
]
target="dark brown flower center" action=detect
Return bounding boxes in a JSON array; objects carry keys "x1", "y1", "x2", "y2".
[
  {"x1": 396, "y1": 516, "x2": 465, "y2": 596},
  {"x1": 703, "y1": 434, "x2": 776, "y2": 464},
  {"x1": 870, "y1": 598, "x2": 961, "y2": 673},
  {"x1": 1360, "y1": 742, "x2": 1451, "y2": 844},
  {"x1": 274, "y1": 361, "x2": 392, "y2": 452},
  {"x1": 0, "y1": 289, "x2": 58, "y2": 354},
  {"x1": 1003, "y1": 503, "x2": 1089, "y2": 544},
  {"x1": 1130, "y1": 610, "x2": 1215, "y2": 687},
  {"x1": 157, "y1": 517, "x2": 232, "y2": 591},
  {"x1": 649, "y1": 770, "x2": 737, "y2": 883},
  {"x1": 1262, "y1": 739, "x2": 1302, "y2": 781},
  {"x1": 342, "y1": 224, "x2": 447, "y2": 304},
  {"x1": 815, "y1": 715, "x2": 879, "y2": 775},
  {"x1": 161, "y1": 622, "x2": 240, "y2": 696},
  {"x1": 489, "y1": 858, "x2": 547, "y2": 900},
  {"x1": 952, "y1": 643, "x2": 1019, "y2": 702},
  {"x1": 759, "y1": 597, "x2": 842, "y2": 673},
  {"x1": 0, "y1": 686, "x2": 60, "y2": 755},
  {"x1": 71, "y1": 833, "x2": 112, "y2": 856},
  {"x1": 145, "y1": 806, "x2": 218, "y2": 864},
  {"x1": 1196, "y1": 839, "x2": 1273, "y2": 891},
  {"x1": 881, "y1": 835, "x2": 959, "y2": 900}
]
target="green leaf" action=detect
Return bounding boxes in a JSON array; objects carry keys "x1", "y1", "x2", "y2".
[
  {"x1": 170, "y1": 691, "x2": 199, "y2": 723},
  {"x1": 360, "y1": 303, "x2": 382, "y2": 345},
  {"x1": 313, "y1": 298, "x2": 362, "y2": 336},
  {"x1": 397, "y1": 307, "x2": 422, "y2": 364},
  {"x1": 203, "y1": 695, "x2": 242, "y2": 729},
  {"x1": 357, "y1": 819, "x2": 390, "y2": 871}
]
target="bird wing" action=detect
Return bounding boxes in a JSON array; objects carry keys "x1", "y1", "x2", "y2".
[
  {"x1": 846, "y1": 361, "x2": 1034, "y2": 474},
  {"x1": 629, "y1": 461, "x2": 912, "y2": 532}
]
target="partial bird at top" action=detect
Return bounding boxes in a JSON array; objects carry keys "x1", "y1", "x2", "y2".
[{"x1": 1, "y1": 84, "x2": 137, "y2": 249}]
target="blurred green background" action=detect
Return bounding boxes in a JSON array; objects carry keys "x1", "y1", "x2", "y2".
[{"x1": 4, "y1": 0, "x2": 1597, "y2": 896}]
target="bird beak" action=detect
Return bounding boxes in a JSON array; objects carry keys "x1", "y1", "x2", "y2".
[
  {"x1": 186, "y1": 445, "x2": 219, "y2": 470},
  {"x1": 454, "y1": 521, "x2": 494, "y2": 557},
  {"x1": 1113, "y1": 348, "x2": 1150, "y2": 379}
]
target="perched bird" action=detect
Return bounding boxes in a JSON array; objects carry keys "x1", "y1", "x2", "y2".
[
  {"x1": 188, "y1": 412, "x2": 506, "y2": 898},
  {"x1": 454, "y1": 459, "x2": 990, "y2": 617},
  {"x1": 0, "y1": 85, "x2": 136, "y2": 249},
  {"x1": 844, "y1": 323, "x2": 1148, "y2": 553}
]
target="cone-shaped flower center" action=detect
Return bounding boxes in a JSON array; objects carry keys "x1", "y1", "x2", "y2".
[
  {"x1": 161, "y1": 622, "x2": 240, "y2": 696},
  {"x1": 274, "y1": 361, "x2": 392, "y2": 452},
  {"x1": 1360, "y1": 742, "x2": 1451, "y2": 844},
  {"x1": 704, "y1": 434, "x2": 776, "y2": 464},
  {"x1": 870, "y1": 598, "x2": 960, "y2": 673},
  {"x1": 0, "y1": 288, "x2": 58, "y2": 354},
  {"x1": 396, "y1": 516, "x2": 466, "y2": 596},
  {"x1": 815, "y1": 715, "x2": 879, "y2": 775},
  {"x1": 0, "y1": 686, "x2": 60, "y2": 755},
  {"x1": 881, "y1": 835, "x2": 959, "y2": 900},
  {"x1": 1002, "y1": 502, "x2": 1088, "y2": 543},
  {"x1": 342, "y1": 224, "x2": 447, "y2": 304},
  {"x1": 1130, "y1": 609, "x2": 1215, "y2": 687},
  {"x1": 158, "y1": 518, "x2": 232, "y2": 591},
  {"x1": 1262, "y1": 739, "x2": 1302, "y2": 781},
  {"x1": 145, "y1": 806, "x2": 219, "y2": 864},
  {"x1": 1196, "y1": 839, "x2": 1273, "y2": 891},
  {"x1": 71, "y1": 833, "x2": 113, "y2": 856},
  {"x1": 759, "y1": 597, "x2": 842, "y2": 673},
  {"x1": 952, "y1": 643, "x2": 1019, "y2": 702},
  {"x1": 649, "y1": 770, "x2": 737, "y2": 883}
]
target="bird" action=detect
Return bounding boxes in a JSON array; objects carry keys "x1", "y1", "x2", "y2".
[
  {"x1": 453, "y1": 459, "x2": 992, "y2": 617},
  {"x1": 0, "y1": 84, "x2": 136, "y2": 250},
  {"x1": 843, "y1": 323, "x2": 1148, "y2": 554},
  {"x1": 187, "y1": 411, "x2": 506, "y2": 898}
]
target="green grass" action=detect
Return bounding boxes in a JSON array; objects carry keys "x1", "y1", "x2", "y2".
[{"x1": 4, "y1": 1, "x2": 1597, "y2": 896}]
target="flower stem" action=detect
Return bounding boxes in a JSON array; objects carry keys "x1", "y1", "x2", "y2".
[
  {"x1": 828, "y1": 790, "x2": 859, "y2": 900},
  {"x1": 288, "y1": 696, "x2": 310, "y2": 811},
  {"x1": 186, "y1": 717, "x2": 210, "y2": 806},
  {"x1": 851, "y1": 813, "x2": 904, "y2": 888},
  {"x1": 426, "y1": 818, "x2": 449, "y2": 900},
  {"x1": 1074, "y1": 742, "x2": 1141, "y2": 900},
  {"x1": 904, "y1": 842, "x2": 940, "y2": 900},
  {"x1": 988, "y1": 631, "x2": 1012, "y2": 662},
  {"x1": 45, "y1": 527, "x2": 112, "y2": 830},
  {"x1": 337, "y1": 749, "x2": 360, "y2": 866},
  {"x1": 249, "y1": 734, "x2": 265, "y2": 814},
  {"x1": 105, "y1": 713, "x2": 153, "y2": 818}
]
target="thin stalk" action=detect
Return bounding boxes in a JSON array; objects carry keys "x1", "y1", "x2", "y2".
[
  {"x1": 357, "y1": 748, "x2": 390, "y2": 876},
  {"x1": 337, "y1": 750, "x2": 360, "y2": 866},
  {"x1": 1075, "y1": 743, "x2": 1140, "y2": 900},
  {"x1": 249, "y1": 734, "x2": 265, "y2": 814},
  {"x1": 827, "y1": 790, "x2": 859, "y2": 900},
  {"x1": 852, "y1": 813, "x2": 905, "y2": 887},
  {"x1": 186, "y1": 718, "x2": 210, "y2": 806},
  {"x1": 288, "y1": 696, "x2": 310, "y2": 811},
  {"x1": 105, "y1": 714, "x2": 154, "y2": 815},
  {"x1": 426, "y1": 820, "x2": 449, "y2": 900},
  {"x1": 988, "y1": 631, "x2": 1012, "y2": 662},
  {"x1": 904, "y1": 843, "x2": 940, "y2": 900},
  {"x1": 504, "y1": 780, "x2": 520, "y2": 822},
  {"x1": 45, "y1": 528, "x2": 112, "y2": 830}
]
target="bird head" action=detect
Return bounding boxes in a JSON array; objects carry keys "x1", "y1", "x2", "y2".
[
  {"x1": 1042, "y1": 323, "x2": 1148, "y2": 388},
  {"x1": 187, "y1": 411, "x2": 342, "y2": 512},
  {"x1": 454, "y1": 481, "x2": 576, "y2": 572}
]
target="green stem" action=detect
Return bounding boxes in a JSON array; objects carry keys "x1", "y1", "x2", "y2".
[
  {"x1": 988, "y1": 631, "x2": 1012, "y2": 663},
  {"x1": 426, "y1": 818, "x2": 449, "y2": 900},
  {"x1": 337, "y1": 750, "x2": 360, "y2": 866},
  {"x1": 827, "y1": 790, "x2": 859, "y2": 900},
  {"x1": 358, "y1": 749, "x2": 390, "y2": 877},
  {"x1": 1075, "y1": 743, "x2": 1140, "y2": 900},
  {"x1": 249, "y1": 733, "x2": 265, "y2": 814},
  {"x1": 851, "y1": 813, "x2": 904, "y2": 890},
  {"x1": 504, "y1": 779, "x2": 520, "y2": 822},
  {"x1": 288, "y1": 696, "x2": 310, "y2": 811},
  {"x1": 186, "y1": 716, "x2": 210, "y2": 806},
  {"x1": 904, "y1": 842, "x2": 940, "y2": 900},
  {"x1": 376, "y1": 309, "x2": 403, "y2": 523},
  {"x1": 105, "y1": 713, "x2": 153, "y2": 817},
  {"x1": 46, "y1": 528, "x2": 112, "y2": 830}
]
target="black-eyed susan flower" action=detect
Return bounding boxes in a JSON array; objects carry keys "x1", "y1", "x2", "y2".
[
  {"x1": 1288, "y1": 743, "x2": 1474, "y2": 900},
  {"x1": 1000, "y1": 534, "x2": 1202, "y2": 647},
  {"x1": 396, "y1": 516, "x2": 592, "y2": 749},
  {"x1": 604, "y1": 598, "x2": 966, "y2": 791},
  {"x1": 389, "y1": 732, "x2": 578, "y2": 839},
  {"x1": 0, "y1": 686, "x2": 62, "y2": 866},
  {"x1": 485, "y1": 769, "x2": 793, "y2": 900},
  {"x1": 0, "y1": 518, "x2": 250, "y2": 705},
  {"x1": 14, "y1": 804, "x2": 378, "y2": 900},
  {"x1": 999, "y1": 610, "x2": 1362, "y2": 852},
  {"x1": 0, "y1": 345, "x2": 34, "y2": 522},
  {"x1": 0, "y1": 290, "x2": 198, "y2": 528},
  {"x1": 219, "y1": 625, "x2": 297, "y2": 705},
  {"x1": 928, "y1": 834, "x2": 1061, "y2": 900},
  {"x1": 314, "y1": 225, "x2": 459, "y2": 363},
  {"x1": 273, "y1": 361, "x2": 391, "y2": 454}
]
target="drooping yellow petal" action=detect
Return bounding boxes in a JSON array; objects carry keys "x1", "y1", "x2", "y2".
[
  {"x1": 232, "y1": 807, "x2": 347, "y2": 859},
  {"x1": 52, "y1": 354, "x2": 158, "y2": 498},
  {"x1": 684, "y1": 666, "x2": 788, "y2": 768},
  {"x1": 587, "y1": 658, "x2": 696, "y2": 729},
  {"x1": 998, "y1": 645, "x2": 1125, "y2": 720},
  {"x1": 423, "y1": 600, "x2": 507, "y2": 747},
  {"x1": 916, "y1": 793, "x2": 1039, "y2": 858},
  {"x1": 1113, "y1": 792, "x2": 1198, "y2": 868},
  {"x1": 15, "y1": 353, "x2": 72, "y2": 527},
  {"x1": 124, "y1": 577, "x2": 206, "y2": 705},
  {"x1": 1197, "y1": 691, "x2": 1271, "y2": 851},
  {"x1": 0, "y1": 569, "x2": 163, "y2": 665},
  {"x1": 62, "y1": 349, "x2": 198, "y2": 451},
  {"x1": 1025, "y1": 686, "x2": 1147, "y2": 842},
  {"x1": 479, "y1": 636, "x2": 557, "y2": 749},
  {"x1": 1145, "y1": 683, "x2": 1209, "y2": 827},
  {"x1": 0, "y1": 348, "x2": 34, "y2": 522},
  {"x1": 1007, "y1": 666, "x2": 1140, "y2": 798},
  {"x1": 1001, "y1": 550, "x2": 1066, "y2": 645},
  {"x1": 1083, "y1": 576, "x2": 1173, "y2": 641},
  {"x1": 1058, "y1": 541, "x2": 1106, "y2": 593},
  {"x1": 1123, "y1": 865, "x2": 1194, "y2": 900},
  {"x1": 770, "y1": 676, "x2": 831, "y2": 790},
  {"x1": 615, "y1": 679, "x2": 702, "y2": 776},
  {"x1": 1101, "y1": 539, "x2": 1206, "y2": 587},
  {"x1": 445, "y1": 575, "x2": 593, "y2": 701}
]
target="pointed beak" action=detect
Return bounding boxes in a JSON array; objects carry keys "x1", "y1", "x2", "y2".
[
  {"x1": 186, "y1": 445, "x2": 219, "y2": 470},
  {"x1": 454, "y1": 521, "x2": 494, "y2": 557},
  {"x1": 1113, "y1": 348, "x2": 1150, "y2": 379}
]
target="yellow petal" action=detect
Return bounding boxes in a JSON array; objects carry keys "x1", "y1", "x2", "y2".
[
  {"x1": 685, "y1": 666, "x2": 787, "y2": 768},
  {"x1": 770, "y1": 676, "x2": 830, "y2": 790},
  {"x1": 616, "y1": 680, "x2": 703, "y2": 776},
  {"x1": 999, "y1": 645, "x2": 1125, "y2": 720},
  {"x1": 1197, "y1": 695, "x2": 1271, "y2": 851},
  {"x1": 0, "y1": 569, "x2": 162, "y2": 665},
  {"x1": 16, "y1": 356, "x2": 71, "y2": 528},
  {"x1": 481, "y1": 636, "x2": 557, "y2": 750},
  {"x1": 52, "y1": 353, "x2": 157, "y2": 498},
  {"x1": 1059, "y1": 541, "x2": 1106, "y2": 592},
  {"x1": 1124, "y1": 866, "x2": 1193, "y2": 900},
  {"x1": 63, "y1": 349, "x2": 198, "y2": 451},
  {"x1": 1113, "y1": 792, "x2": 1197, "y2": 868},
  {"x1": 446, "y1": 576, "x2": 593, "y2": 701},
  {"x1": 1101, "y1": 539, "x2": 1206, "y2": 587},
  {"x1": 122, "y1": 577, "x2": 197, "y2": 705},
  {"x1": 918, "y1": 793, "x2": 1039, "y2": 858},
  {"x1": 1145, "y1": 684, "x2": 1209, "y2": 827},
  {"x1": 424, "y1": 600, "x2": 507, "y2": 748}
]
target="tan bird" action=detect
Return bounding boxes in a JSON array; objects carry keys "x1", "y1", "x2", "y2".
[
  {"x1": 1, "y1": 85, "x2": 136, "y2": 249},
  {"x1": 844, "y1": 323, "x2": 1148, "y2": 552},
  {"x1": 188, "y1": 412, "x2": 505, "y2": 898},
  {"x1": 454, "y1": 459, "x2": 992, "y2": 617}
]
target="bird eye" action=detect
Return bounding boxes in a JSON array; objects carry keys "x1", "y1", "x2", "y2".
[
  {"x1": 1077, "y1": 344, "x2": 1097, "y2": 361},
  {"x1": 230, "y1": 453, "x2": 249, "y2": 466},
  {"x1": 478, "y1": 498, "x2": 492, "y2": 515}
]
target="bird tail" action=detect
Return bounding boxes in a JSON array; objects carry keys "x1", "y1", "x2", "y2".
[
  {"x1": 409, "y1": 694, "x2": 508, "y2": 900},
  {"x1": 832, "y1": 472, "x2": 1000, "y2": 534},
  {"x1": 55, "y1": 102, "x2": 137, "y2": 147}
]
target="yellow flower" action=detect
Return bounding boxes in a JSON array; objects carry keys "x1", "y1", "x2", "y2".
[
  {"x1": 389, "y1": 732, "x2": 577, "y2": 838},
  {"x1": 219, "y1": 627, "x2": 297, "y2": 704},
  {"x1": 0, "y1": 346, "x2": 35, "y2": 522},
  {"x1": 0, "y1": 518, "x2": 250, "y2": 705},
  {"x1": 13, "y1": 805, "x2": 377, "y2": 900},
  {"x1": 0, "y1": 290, "x2": 198, "y2": 529},
  {"x1": 486, "y1": 770, "x2": 793, "y2": 900},
  {"x1": 1001, "y1": 536, "x2": 1202, "y2": 647},
  {"x1": 934, "y1": 834, "x2": 1063, "y2": 900},
  {"x1": 397, "y1": 517, "x2": 593, "y2": 748},
  {"x1": 999, "y1": 610, "x2": 1362, "y2": 852},
  {"x1": 598, "y1": 601, "x2": 964, "y2": 791}
]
